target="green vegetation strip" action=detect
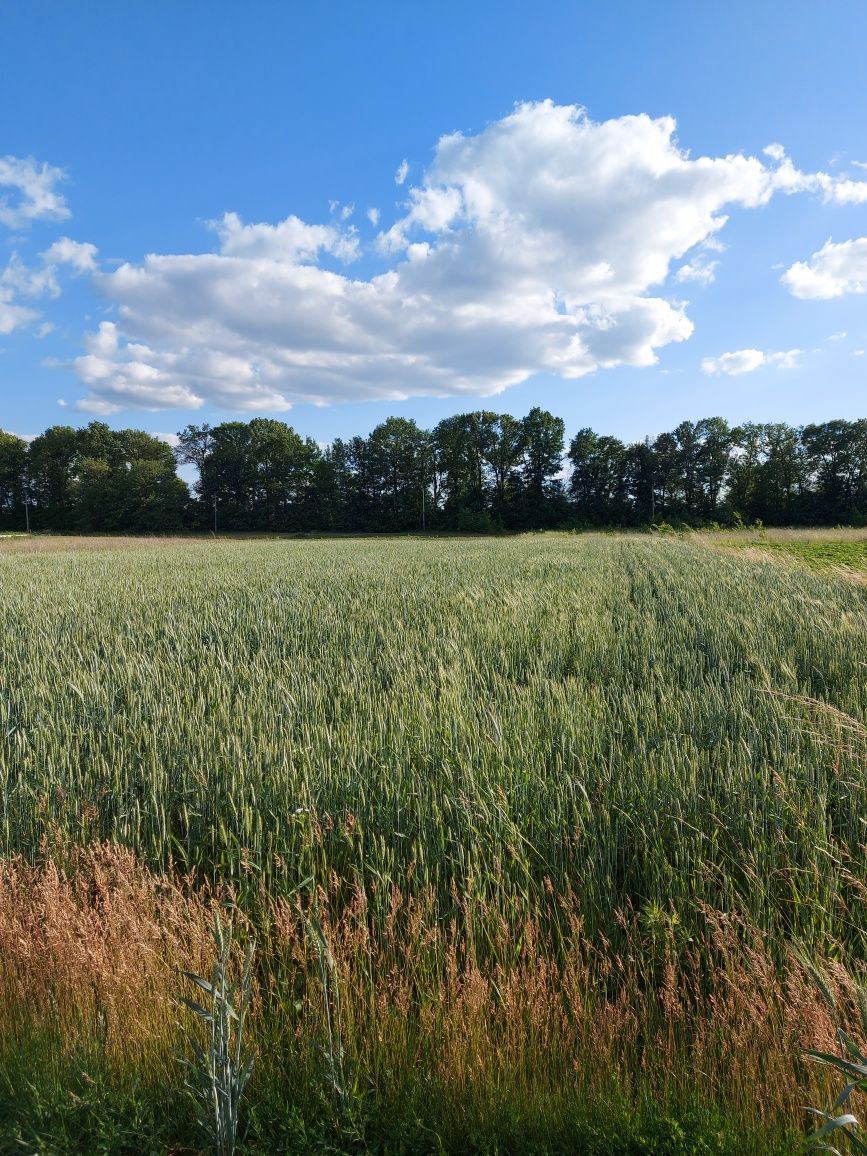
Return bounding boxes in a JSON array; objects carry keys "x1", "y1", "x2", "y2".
[{"x1": 720, "y1": 536, "x2": 867, "y2": 573}]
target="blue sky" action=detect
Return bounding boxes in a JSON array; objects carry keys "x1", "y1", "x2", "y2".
[{"x1": 2, "y1": 0, "x2": 866, "y2": 448}]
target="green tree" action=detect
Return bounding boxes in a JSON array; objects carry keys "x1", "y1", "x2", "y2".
[
  {"x1": 484, "y1": 414, "x2": 524, "y2": 526},
  {"x1": 802, "y1": 419, "x2": 867, "y2": 523},
  {"x1": 0, "y1": 430, "x2": 28, "y2": 529},
  {"x1": 364, "y1": 417, "x2": 430, "y2": 531},
  {"x1": 27, "y1": 425, "x2": 80, "y2": 530},
  {"x1": 192, "y1": 420, "x2": 320, "y2": 531},
  {"x1": 75, "y1": 424, "x2": 189, "y2": 531},
  {"x1": 568, "y1": 428, "x2": 628, "y2": 524},
  {"x1": 519, "y1": 407, "x2": 565, "y2": 527},
  {"x1": 433, "y1": 411, "x2": 498, "y2": 529}
]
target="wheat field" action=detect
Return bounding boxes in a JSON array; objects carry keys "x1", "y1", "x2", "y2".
[{"x1": 2, "y1": 532, "x2": 866, "y2": 1153}]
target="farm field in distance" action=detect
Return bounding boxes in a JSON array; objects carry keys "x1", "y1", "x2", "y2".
[
  {"x1": 2, "y1": 530, "x2": 867, "y2": 1154},
  {"x1": 704, "y1": 525, "x2": 867, "y2": 576}
]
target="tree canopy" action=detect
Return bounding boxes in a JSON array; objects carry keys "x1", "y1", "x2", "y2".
[{"x1": 3, "y1": 411, "x2": 867, "y2": 533}]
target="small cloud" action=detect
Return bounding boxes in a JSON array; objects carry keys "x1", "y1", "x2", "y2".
[
  {"x1": 763, "y1": 142, "x2": 787, "y2": 162},
  {"x1": 674, "y1": 257, "x2": 718, "y2": 285},
  {"x1": 74, "y1": 396, "x2": 121, "y2": 415},
  {"x1": 701, "y1": 348, "x2": 801, "y2": 375},
  {"x1": 153, "y1": 431, "x2": 180, "y2": 447},
  {"x1": 41, "y1": 237, "x2": 98, "y2": 274},
  {"x1": 0, "y1": 236, "x2": 98, "y2": 336},
  {"x1": 395, "y1": 158, "x2": 409, "y2": 186},
  {"x1": 329, "y1": 201, "x2": 354, "y2": 221},
  {"x1": 0, "y1": 285, "x2": 38, "y2": 334},
  {"x1": 366, "y1": 207, "x2": 380, "y2": 226},
  {"x1": 702, "y1": 349, "x2": 765, "y2": 376},
  {"x1": 2, "y1": 252, "x2": 59, "y2": 298},
  {"x1": 783, "y1": 237, "x2": 867, "y2": 299},
  {"x1": 767, "y1": 348, "x2": 801, "y2": 369},
  {"x1": 36, "y1": 321, "x2": 54, "y2": 338},
  {"x1": 826, "y1": 331, "x2": 847, "y2": 341},
  {"x1": 854, "y1": 349, "x2": 865, "y2": 357},
  {"x1": 0, "y1": 154, "x2": 70, "y2": 230}
]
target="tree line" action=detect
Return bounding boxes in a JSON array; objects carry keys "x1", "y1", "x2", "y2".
[{"x1": 2, "y1": 412, "x2": 866, "y2": 534}]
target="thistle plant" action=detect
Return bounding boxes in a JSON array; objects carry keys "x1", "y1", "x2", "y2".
[
  {"x1": 178, "y1": 906, "x2": 256, "y2": 1156},
  {"x1": 803, "y1": 965, "x2": 867, "y2": 1153},
  {"x1": 307, "y1": 911, "x2": 352, "y2": 1116},
  {"x1": 803, "y1": 1031, "x2": 867, "y2": 1153}
]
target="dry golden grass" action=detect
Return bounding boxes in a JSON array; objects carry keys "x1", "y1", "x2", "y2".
[
  {"x1": 0, "y1": 534, "x2": 211, "y2": 555},
  {"x1": 698, "y1": 527, "x2": 867, "y2": 544},
  {"x1": 0, "y1": 844, "x2": 220, "y2": 1075},
  {"x1": 0, "y1": 843, "x2": 860, "y2": 1139}
]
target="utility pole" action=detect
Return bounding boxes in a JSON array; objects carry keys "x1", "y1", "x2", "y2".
[
  {"x1": 213, "y1": 495, "x2": 218, "y2": 535},
  {"x1": 22, "y1": 478, "x2": 31, "y2": 535},
  {"x1": 645, "y1": 435, "x2": 655, "y2": 522},
  {"x1": 421, "y1": 479, "x2": 426, "y2": 532}
]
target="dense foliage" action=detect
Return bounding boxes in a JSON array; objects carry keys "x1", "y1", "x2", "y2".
[{"x1": 2, "y1": 412, "x2": 867, "y2": 533}]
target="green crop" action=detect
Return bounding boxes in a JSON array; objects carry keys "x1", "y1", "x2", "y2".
[
  {"x1": 1, "y1": 532, "x2": 865, "y2": 952},
  {"x1": 2, "y1": 532, "x2": 867, "y2": 1152}
]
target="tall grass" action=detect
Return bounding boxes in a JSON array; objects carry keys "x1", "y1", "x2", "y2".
[
  {"x1": 1, "y1": 533, "x2": 866, "y2": 1149},
  {"x1": 0, "y1": 843, "x2": 858, "y2": 1153}
]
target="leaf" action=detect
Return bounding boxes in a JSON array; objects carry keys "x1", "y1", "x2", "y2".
[
  {"x1": 181, "y1": 971, "x2": 215, "y2": 996},
  {"x1": 805, "y1": 1050, "x2": 867, "y2": 1080},
  {"x1": 178, "y1": 996, "x2": 213, "y2": 1021},
  {"x1": 832, "y1": 1081, "x2": 865, "y2": 1112},
  {"x1": 841, "y1": 1030, "x2": 867, "y2": 1068}
]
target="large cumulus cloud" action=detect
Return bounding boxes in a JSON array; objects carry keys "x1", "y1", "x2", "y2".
[{"x1": 70, "y1": 101, "x2": 867, "y2": 413}]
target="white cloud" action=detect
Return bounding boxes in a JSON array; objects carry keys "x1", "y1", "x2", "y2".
[
  {"x1": 0, "y1": 287, "x2": 38, "y2": 334},
  {"x1": 0, "y1": 236, "x2": 98, "y2": 334},
  {"x1": 41, "y1": 236, "x2": 98, "y2": 273},
  {"x1": 395, "y1": 158, "x2": 409, "y2": 186},
  {"x1": 377, "y1": 184, "x2": 463, "y2": 253},
  {"x1": 701, "y1": 347, "x2": 801, "y2": 375},
  {"x1": 763, "y1": 143, "x2": 787, "y2": 163},
  {"x1": 2, "y1": 252, "x2": 60, "y2": 298},
  {"x1": 782, "y1": 237, "x2": 867, "y2": 299},
  {"x1": 212, "y1": 211, "x2": 358, "y2": 262},
  {"x1": 702, "y1": 349, "x2": 766, "y2": 376},
  {"x1": 66, "y1": 101, "x2": 867, "y2": 413},
  {"x1": 854, "y1": 349, "x2": 865, "y2": 357},
  {"x1": 674, "y1": 256, "x2": 718, "y2": 285},
  {"x1": 766, "y1": 348, "x2": 801, "y2": 369},
  {"x1": 153, "y1": 431, "x2": 180, "y2": 447},
  {"x1": 761, "y1": 148, "x2": 867, "y2": 204},
  {"x1": 70, "y1": 320, "x2": 292, "y2": 413},
  {"x1": 826, "y1": 331, "x2": 847, "y2": 341},
  {"x1": 0, "y1": 155, "x2": 70, "y2": 229},
  {"x1": 366, "y1": 207, "x2": 380, "y2": 226}
]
